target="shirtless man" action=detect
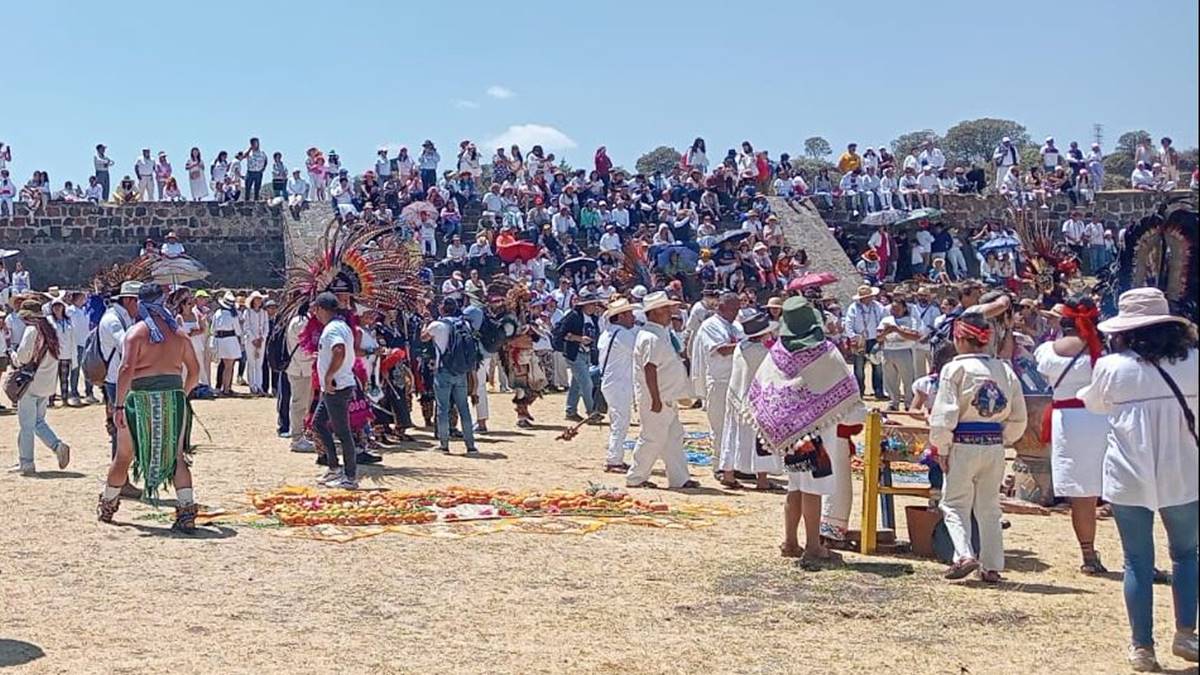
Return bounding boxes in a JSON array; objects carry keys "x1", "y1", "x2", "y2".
[{"x1": 98, "y1": 283, "x2": 201, "y2": 532}]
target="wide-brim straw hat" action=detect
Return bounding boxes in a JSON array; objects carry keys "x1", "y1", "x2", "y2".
[
  {"x1": 604, "y1": 297, "x2": 639, "y2": 319},
  {"x1": 112, "y1": 281, "x2": 143, "y2": 299},
  {"x1": 219, "y1": 291, "x2": 237, "y2": 308},
  {"x1": 641, "y1": 291, "x2": 680, "y2": 314},
  {"x1": 766, "y1": 296, "x2": 784, "y2": 310},
  {"x1": 1097, "y1": 287, "x2": 1193, "y2": 333},
  {"x1": 853, "y1": 285, "x2": 880, "y2": 301}
]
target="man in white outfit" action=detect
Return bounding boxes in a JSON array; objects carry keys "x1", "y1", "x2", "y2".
[
  {"x1": 134, "y1": 148, "x2": 156, "y2": 202},
  {"x1": 626, "y1": 292, "x2": 699, "y2": 490},
  {"x1": 597, "y1": 298, "x2": 639, "y2": 473},
  {"x1": 285, "y1": 304, "x2": 315, "y2": 452},
  {"x1": 685, "y1": 286, "x2": 718, "y2": 401},
  {"x1": 696, "y1": 292, "x2": 743, "y2": 476}
]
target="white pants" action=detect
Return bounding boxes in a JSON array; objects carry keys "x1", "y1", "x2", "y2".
[
  {"x1": 473, "y1": 356, "x2": 490, "y2": 421},
  {"x1": 947, "y1": 248, "x2": 968, "y2": 279},
  {"x1": 421, "y1": 230, "x2": 436, "y2": 256},
  {"x1": 602, "y1": 383, "x2": 632, "y2": 466},
  {"x1": 245, "y1": 343, "x2": 265, "y2": 392},
  {"x1": 940, "y1": 443, "x2": 1006, "y2": 571},
  {"x1": 288, "y1": 370, "x2": 313, "y2": 436},
  {"x1": 820, "y1": 431, "x2": 855, "y2": 539},
  {"x1": 704, "y1": 377, "x2": 730, "y2": 462},
  {"x1": 627, "y1": 401, "x2": 690, "y2": 487},
  {"x1": 137, "y1": 176, "x2": 155, "y2": 201},
  {"x1": 913, "y1": 347, "x2": 931, "y2": 378},
  {"x1": 552, "y1": 352, "x2": 570, "y2": 388}
]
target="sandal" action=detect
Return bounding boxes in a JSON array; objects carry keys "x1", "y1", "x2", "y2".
[
  {"x1": 753, "y1": 483, "x2": 786, "y2": 493},
  {"x1": 97, "y1": 495, "x2": 121, "y2": 524},
  {"x1": 944, "y1": 558, "x2": 980, "y2": 580},
  {"x1": 604, "y1": 463, "x2": 630, "y2": 474},
  {"x1": 629, "y1": 481, "x2": 659, "y2": 489},
  {"x1": 800, "y1": 550, "x2": 844, "y2": 569},
  {"x1": 719, "y1": 480, "x2": 744, "y2": 490},
  {"x1": 1080, "y1": 554, "x2": 1109, "y2": 576},
  {"x1": 172, "y1": 503, "x2": 199, "y2": 534},
  {"x1": 978, "y1": 569, "x2": 1003, "y2": 584},
  {"x1": 676, "y1": 480, "x2": 701, "y2": 490}
]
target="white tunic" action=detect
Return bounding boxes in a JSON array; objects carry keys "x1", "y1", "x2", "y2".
[
  {"x1": 1034, "y1": 342, "x2": 1107, "y2": 497},
  {"x1": 210, "y1": 307, "x2": 243, "y2": 360},
  {"x1": 720, "y1": 340, "x2": 782, "y2": 474},
  {"x1": 1080, "y1": 349, "x2": 1199, "y2": 510}
]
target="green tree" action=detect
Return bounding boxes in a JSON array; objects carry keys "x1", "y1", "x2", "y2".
[
  {"x1": 890, "y1": 130, "x2": 940, "y2": 160},
  {"x1": 1116, "y1": 130, "x2": 1152, "y2": 157},
  {"x1": 803, "y1": 136, "x2": 832, "y2": 160},
  {"x1": 1103, "y1": 152, "x2": 1135, "y2": 189},
  {"x1": 788, "y1": 157, "x2": 835, "y2": 181},
  {"x1": 942, "y1": 118, "x2": 1030, "y2": 166},
  {"x1": 1178, "y1": 148, "x2": 1198, "y2": 174},
  {"x1": 635, "y1": 146, "x2": 682, "y2": 175}
]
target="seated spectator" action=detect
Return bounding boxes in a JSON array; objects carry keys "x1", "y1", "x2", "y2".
[
  {"x1": 468, "y1": 234, "x2": 494, "y2": 271},
  {"x1": 965, "y1": 163, "x2": 987, "y2": 192},
  {"x1": 440, "y1": 199, "x2": 463, "y2": 239},
  {"x1": 917, "y1": 165, "x2": 939, "y2": 207},
  {"x1": 84, "y1": 175, "x2": 104, "y2": 203},
  {"x1": 1130, "y1": 161, "x2": 1155, "y2": 190},
  {"x1": 598, "y1": 223, "x2": 622, "y2": 258},
  {"x1": 110, "y1": 175, "x2": 140, "y2": 204},
  {"x1": 162, "y1": 177, "x2": 184, "y2": 202},
  {"x1": 1076, "y1": 169, "x2": 1096, "y2": 204},
  {"x1": 953, "y1": 167, "x2": 972, "y2": 194},
  {"x1": 860, "y1": 166, "x2": 881, "y2": 213},
  {"x1": 287, "y1": 170, "x2": 309, "y2": 211},
  {"x1": 1047, "y1": 166, "x2": 1078, "y2": 207},
  {"x1": 812, "y1": 169, "x2": 834, "y2": 209},
  {"x1": 898, "y1": 167, "x2": 920, "y2": 210},
  {"x1": 696, "y1": 249, "x2": 717, "y2": 285},
  {"x1": 1150, "y1": 162, "x2": 1176, "y2": 190},
  {"x1": 438, "y1": 235, "x2": 468, "y2": 273},
  {"x1": 856, "y1": 248, "x2": 882, "y2": 285},
  {"x1": 441, "y1": 270, "x2": 465, "y2": 300},
  {"x1": 838, "y1": 169, "x2": 864, "y2": 216}
]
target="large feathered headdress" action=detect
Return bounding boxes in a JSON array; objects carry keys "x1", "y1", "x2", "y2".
[
  {"x1": 92, "y1": 255, "x2": 155, "y2": 296},
  {"x1": 278, "y1": 218, "x2": 426, "y2": 322}
]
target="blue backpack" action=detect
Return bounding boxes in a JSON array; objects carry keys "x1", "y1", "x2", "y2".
[{"x1": 438, "y1": 318, "x2": 482, "y2": 376}]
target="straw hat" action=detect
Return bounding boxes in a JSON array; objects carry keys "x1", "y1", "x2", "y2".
[
  {"x1": 112, "y1": 281, "x2": 143, "y2": 299},
  {"x1": 16, "y1": 299, "x2": 45, "y2": 321},
  {"x1": 1097, "y1": 288, "x2": 1193, "y2": 333},
  {"x1": 640, "y1": 291, "x2": 680, "y2": 314},
  {"x1": 247, "y1": 291, "x2": 267, "y2": 307},
  {"x1": 603, "y1": 297, "x2": 639, "y2": 319},
  {"x1": 218, "y1": 291, "x2": 237, "y2": 309},
  {"x1": 575, "y1": 291, "x2": 605, "y2": 306},
  {"x1": 853, "y1": 285, "x2": 880, "y2": 301},
  {"x1": 766, "y1": 296, "x2": 784, "y2": 310}
]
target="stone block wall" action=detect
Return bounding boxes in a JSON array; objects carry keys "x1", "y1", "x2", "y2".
[{"x1": 0, "y1": 202, "x2": 286, "y2": 288}]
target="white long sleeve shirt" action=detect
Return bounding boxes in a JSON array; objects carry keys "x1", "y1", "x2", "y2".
[
  {"x1": 597, "y1": 325, "x2": 638, "y2": 393},
  {"x1": 928, "y1": 354, "x2": 1028, "y2": 453},
  {"x1": 696, "y1": 314, "x2": 743, "y2": 383},
  {"x1": 843, "y1": 300, "x2": 886, "y2": 341}
]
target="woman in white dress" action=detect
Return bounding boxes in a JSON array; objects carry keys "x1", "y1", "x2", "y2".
[
  {"x1": 1034, "y1": 297, "x2": 1109, "y2": 574},
  {"x1": 1079, "y1": 288, "x2": 1198, "y2": 672},
  {"x1": 718, "y1": 312, "x2": 781, "y2": 490},
  {"x1": 176, "y1": 292, "x2": 209, "y2": 387},
  {"x1": 185, "y1": 147, "x2": 208, "y2": 201},
  {"x1": 241, "y1": 292, "x2": 269, "y2": 396},
  {"x1": 209, "y1": 291, "x2": 242, "y2": 395}
]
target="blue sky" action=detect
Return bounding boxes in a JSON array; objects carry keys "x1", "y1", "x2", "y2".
[{"x1": 3, "y1": 0, "x2": 1197, "y2": 185}]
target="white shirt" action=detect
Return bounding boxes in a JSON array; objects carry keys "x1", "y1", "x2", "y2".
[
  {"x1": 918, "y1": 148, "x2": 946, "y2": 170},
  {"x1": 917, "y1": 173, "x2": 938, "y2": 192},
  {"x1": 634, "y1": 322, "x2": 690, "y2": 404},
  {"x1": 696, "y1": 315, "x2": 743, "y2": 383},
  {"x1": 94, "y1": 154, "x2": 115, "y2": 172},
  {"x1": 288, "y1": 177, "x2": 309, "y2": 197},
  {"x1": 1061, "y1": 219, "x2": 1086, "y2": 245},
  {"x1": 1131, "y1": 168, "x2": 1155, "y2": 188},
  {"x1": 1080, "y1": 349, "x2": 1198, "y2": 510},
  {"x1": 16, "y1": 325, "x2": 60, "y2": 397},
  {"x1": 135, "y1": 157, "x2": 155, "y2": 179},
  {"x1": 161, "y1": 241, "x2": 185, "y2": 257},
  {"x1": 1083, "y1": 220, "x2": 1105, "y2": 246},
  {"x1": 285, "y1": 314, "x2": 315, "y2": 377},
  {"x1": 317, "y1": 319, "x2": 356, "y2": 392},
  {"x1": 246, "y1": 149, "x2": 268, "y2": 172},
  {"x1": 597, "y1": 325, "x2": 638, "y2": 392},
  {"x1": 843, "y1": 300, "x2": 886, "y2": 340},
  {"x1": 877, "y1": 314, "x2": 923, "y2": 351},
  {"x1": 67, "y1": 304, "x2": 91, "y2": 347},
  {"x1": 911, "y1": 302, "x2": 941, "y2": 348},
  {"x1": 914, "y1": 230, "x2": 934, "y2": 254},
  {"x1": 98, "y1": 305, "x2": 133, "y2": 384},
  {"x1": 599, "y1": 231, "x2": 622, "y2": 253},
  {"x1": 242, "y1": 308, "x2": 269, "y2": 341}
]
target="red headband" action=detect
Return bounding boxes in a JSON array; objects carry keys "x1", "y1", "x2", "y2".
[
  {"x1": 954, "y1": 319, "x2": 992, "y2": 344},
  {"x1": 1061, "y1": 304, "x2": 1102, "y2": 364}
]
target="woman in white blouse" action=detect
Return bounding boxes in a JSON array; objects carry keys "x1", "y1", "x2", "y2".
[
  {"x1": 1034, "y1": 297, "x2": 1109, "y2": 575},
  {"x1": 876, "y1": 296, "x2": 924, "y2": 410},
  {"x1": 1079, "y1": 288, "x2": 1198, "y2": 672}
]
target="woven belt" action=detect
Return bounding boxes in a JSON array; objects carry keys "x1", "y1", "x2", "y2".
[{"x1": 953, "y1": 421, "x2": 1003, "y2": 445}]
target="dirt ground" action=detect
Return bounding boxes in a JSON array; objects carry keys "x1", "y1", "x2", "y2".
[{"x1": 0, "y1": 388, "x2": 1194, "y2": 675}]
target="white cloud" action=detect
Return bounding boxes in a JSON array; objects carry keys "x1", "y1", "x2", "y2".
[
  {"x1": 486, "y1": 85, "x2": 516, "y2": 99},
  {"x1": 453, "y1": 99, "x2": 480, "y2": 109},
  {"x1": 484, "y1": 124, "x2": 577, "y2": 152}
]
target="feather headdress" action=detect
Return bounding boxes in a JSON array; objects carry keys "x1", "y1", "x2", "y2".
[
  {"x1": 278, "y1": 218, "x2": 426, "y2": 322},
  {"x1": 91, "y1": 255, "x2": 155, "y2": 295}
]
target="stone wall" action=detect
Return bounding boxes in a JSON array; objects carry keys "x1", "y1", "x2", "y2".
[{"x1": 0, "y1": 202, "x2": 287, "y2": 288}]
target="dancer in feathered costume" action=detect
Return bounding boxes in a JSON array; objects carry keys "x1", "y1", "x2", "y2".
[
  {"x1": 276, "y1": 219, "x2": 427, "y2": 467},
  {"x1": 486, "y1": 274, "x2": 547, "y2": 428}
]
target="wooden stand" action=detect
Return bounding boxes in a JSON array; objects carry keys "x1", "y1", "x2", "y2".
[{"x1": 859, "y1": 410, "x2": 932, "y2": 555}]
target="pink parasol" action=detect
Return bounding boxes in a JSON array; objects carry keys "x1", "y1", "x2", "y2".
[
  {"x1": 788, "y1": 271, "x2": 839, "y2": 292},
  {"x1": 400, "y1": 201, "x2": 439, "y2": 225}
]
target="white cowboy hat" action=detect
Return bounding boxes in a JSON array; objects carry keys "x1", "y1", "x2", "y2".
[
  {"x1": 112, "y1": 281, "x2": 143, "y2": 299},
  {"x1": 853, "y1": 285, "x2": 880, "y2": 301},
  {"x1": 1097, "y1": 287, "x2": 1193, "y2": 333},
  {"x1": 640, "y1": 291, "x2": 680, "y2": 314},
  {"x1": 219, "y1": 290, "x2": 237, "y2": 307},
  {"x1": 247, "y1": 291, "x2": 267, "y2": 307},
  {"x1": 603, "y1": 297, "x2": 639, "y2": 319}
]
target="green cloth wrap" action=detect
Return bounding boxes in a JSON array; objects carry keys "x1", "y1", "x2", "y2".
[{"x1": 125, "y1": 374, "x2": 191, "y2": 505}]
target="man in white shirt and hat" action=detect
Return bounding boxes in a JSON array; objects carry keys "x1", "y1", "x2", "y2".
[
  {"x1": 134, "y1": 148, "x2": 156, "y2": 202},
  {"x1": 695, "y1": 292, "x2": 744, "y2": 472},
  {"x1": 992, "y1": 137, "x2": 1019, "y2": 186},
  {"x1": 597, "y1": 297, "x2": 639, "y2": 473},
  {"x1": 98, "y1": 280, "x2": 143, "y2": 498},
  {"x1": 627, "y1": 291, "x2": 700, "y2": 490},
  {"x1": 843, "y1": 285, "x2": 886, "y2": 399}
]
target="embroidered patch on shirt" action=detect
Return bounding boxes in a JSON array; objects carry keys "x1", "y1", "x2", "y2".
[{"x1": 972, "y1": 380, "x2": 1007, "y2": 418}]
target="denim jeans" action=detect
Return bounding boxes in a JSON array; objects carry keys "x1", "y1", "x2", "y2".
[
  {"x1": 244, "y1": 170, "x2": 263, "y2": 200},
  {"x1": 434, "y1": 370, "x2": 475, "y2": 450},
  {"x1": 1111, "y1": 501, "x2": 1199, "y2": 647},
  {"x1": 17, "y1": 393, "x2": 61, "y2": 466},
  {"x1": 71, "y1": 345, "x2": 93, "y2": 398},
  {"x1": 312, "y1": 386, "x2": 358, "y2": 479},
  {"x1": 852, "y1": 340, "x2": 885, "y2": 398},
  {"x1": 565, "y1": 351, "x2": 595, "y2": 416}
]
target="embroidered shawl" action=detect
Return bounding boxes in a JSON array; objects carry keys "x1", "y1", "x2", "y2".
[{"x1": 745, "y1": 339, "x2": 861, "y2": 454}]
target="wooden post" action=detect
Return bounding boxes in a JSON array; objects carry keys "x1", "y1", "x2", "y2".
[{"x1": 859, "y1": 409, "x2": 883, "y2": 554}]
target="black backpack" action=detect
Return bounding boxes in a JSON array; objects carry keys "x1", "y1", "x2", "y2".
[
  {"x1": 477, "y1": 313, "x2": 513, "y2": 354},
  {"x1": 439, "y1": 318, "x2": 482, "y2": 376},
  {"x1": 265, "y1": 325, "x2": 300, "y2": 372}
]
